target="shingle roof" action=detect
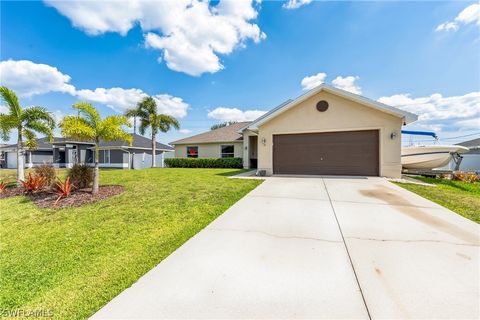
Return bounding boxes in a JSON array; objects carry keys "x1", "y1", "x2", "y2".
[
  {"x1": 457, "y1": 138, "x2": 480, "y2": 154},
  {"x1": 456, "y1": 138, "x2": 480, "y2": 148},
  {"x1": 99, "y1": 133, "x2": 173, "y2": 150},
  {"x1": 170, "y1": 122, "x2": 251, "y2": 145},
  {"x1": 1, "y1": 137, "x2": 58, "y2": 150},
  {"x1": 0, "y1": 134, "x2": 173, "y2": 151}
]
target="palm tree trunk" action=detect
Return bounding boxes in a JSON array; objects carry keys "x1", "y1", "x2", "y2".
[
  {"x1": 92, "y1": 143, "x2": 99, "y2": 194},
  {"x1": 17, "y1": 129, "x2": 24, "y2": 184},
  {"x1": 151, "y1": 131, "x2": 156, "y2": 168}
]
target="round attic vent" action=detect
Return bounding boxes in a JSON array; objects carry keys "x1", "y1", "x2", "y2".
[{"x1": 316, "y1": 100, "x2": 329, "y2": 112}]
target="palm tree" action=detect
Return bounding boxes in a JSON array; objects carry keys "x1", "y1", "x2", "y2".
[
  {"x1": 125, "y1": 97, "x2": 179, "y2": 168},
  {"x1": 0, "y1": 86, "x2": 55, "y2": 183},
  {"x1": 60, "y1": 102, "x2": 131, "y2": 194}
]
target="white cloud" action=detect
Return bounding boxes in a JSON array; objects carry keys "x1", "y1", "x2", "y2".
[
  {"x1": 283, "y1": 0, "x2": 312, "y2": 10},
  {"x1": 0, "y1": 59, "x2": 190, "y2": 119},
  {"x1": 0, "y1": 104, "x2": 8, "y2": 114},
  {"x1": 455, "y1": 117, "x2": 480, "y2": 130},
  {"x1": 153, "y1": 94, "x2": 189, "y2": 118},
  {"x1": 75, "y1": 87, "x2": 146, "y2": 112},
  {"x1": 45, "y1": 0, "x2": 141, "y2": 36},
  {"x1": 301, "y1": 72, "x2": 362, "y2": 94},
  {"x1": 207, "y1": 107, "x2": 266, "y2": 122},
  {"x1": 51, "y1": 109, "x2": 69, "y2": 123},
  {"x1": 331, "y1": 76, "x2": 362, "y2": 94},
  {"x1": 179, "y1": 129, "x2": 192, "y2": 134},
  {"x1": 436, "y1": 21, "x2": 458, "y2": 32},
  {"x1": 436, "y1": 3, "x2": 480, "y2": 32},
  {"x1": 74, "y1": 88, "x2": 189, "y2": 118},
  {"x1": 46, "y1": 0, "x2": 266, "y2": 76},
  {"x1": 301, "y1": 72, "x2": 327, "y2": 90},
  {"x1": 378, "y1": 92, "x2": 480, "y2": 132},
  {"x1": 0, "y1": 59, "x2": 75, "y2": 97}
]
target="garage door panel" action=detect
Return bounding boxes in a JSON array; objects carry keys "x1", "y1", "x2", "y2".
[{"x1": 273, "y1": 130, "x2": 379, "y2": 176}]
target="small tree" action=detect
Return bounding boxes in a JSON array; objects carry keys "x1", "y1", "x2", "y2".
[
  {"x1": 125, "y1": 97, "x2": 179, "y2": 168},
  {"x1": 60, "y1": 102, "x2": 131, "y2": 194},
  {"x1": 0, "y1": 86, "x2": 55, "y2": 183}
]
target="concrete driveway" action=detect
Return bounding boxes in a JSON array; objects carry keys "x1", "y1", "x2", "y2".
[{"x1": 92, "y1": 177, "x2": 479, "y2": 319}]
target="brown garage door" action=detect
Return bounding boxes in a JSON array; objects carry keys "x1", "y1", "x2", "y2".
[{"x1": 273, "y1": 130, "x2": 379, "y2": 176}]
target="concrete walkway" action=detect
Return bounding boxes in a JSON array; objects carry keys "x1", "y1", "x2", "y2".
[{"x1": 92, "y1": 177, "x2": 479, "y2": 319}]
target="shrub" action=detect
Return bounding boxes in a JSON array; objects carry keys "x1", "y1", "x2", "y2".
[
  {"x1": 0, "y1": 181, "x2": 7, "y2": 193},
  {"x1": 466, "y1": 173, "x2": 478, "y2": 184},
  {"x1": 452, "y1": 172, "x2": 466, "y2": 182},
  {"x1": 54, "y1": 177, "x2": 74, "y2": 206},
  {"x1": 34, "y1": 164, "x2": 57, "y2": 186},
  {"x1": 68, "y1": 164, "x2": 93, "y2": 189},
  {"x1": 21, "y1": 173, "x2": 47, "y2": 193},
  {"x1": 164, "y1": 157, "x2": 243, "y2": 169}
]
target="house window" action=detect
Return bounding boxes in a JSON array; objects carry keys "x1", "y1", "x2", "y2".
[
  {"x1": 103, "y1": 150, "x2": 110, "y2": 163},
  {"x1": 221, "y1": 145, "x2": 234, "y2": 158},
  {"x1": 187, "y1": 146, "x2": 198, "y2": 158},
  {"x1": 106, "y1": 150, "x2": 110, "y2": 163}
]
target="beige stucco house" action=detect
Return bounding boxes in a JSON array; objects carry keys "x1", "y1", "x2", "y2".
[
  {"x1": 171, "y1": 84, "x2": 417, "y2": 178},
  {"x1": 171, "y1": 122, "x2": 247, "y2": 159}
]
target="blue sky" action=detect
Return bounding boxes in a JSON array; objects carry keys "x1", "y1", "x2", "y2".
[{"x1": 1, "y1": 0, "x2": 479, "y2": 145}]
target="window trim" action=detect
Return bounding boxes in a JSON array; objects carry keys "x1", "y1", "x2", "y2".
[
  {"x1": 186, "y1": 146, "x2": 198, "y2": 158},
  {"x1": 221, "y1": 145, "x2": 235, "y2": 158},
  {"x1": 103, "y1": 150, "x2": 111, "y2": 163}
]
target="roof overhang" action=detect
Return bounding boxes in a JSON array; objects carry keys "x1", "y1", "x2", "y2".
[
  {"x1": 171, "y1": 140, "x2": 243, "y2": 146},
  {"x1": 89, "y1": 146, "x2": 174, "y2": 152},
  {"x1": 241, "y1": 84, "x2": 418, "y2": 132},
  {"x1": 52, "y1": 141, "x2": 95, "y2": 145}
]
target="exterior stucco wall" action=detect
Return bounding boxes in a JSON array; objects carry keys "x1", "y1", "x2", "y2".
[
  {"x1": 174, "y1": 142, "x2": 243, "y2": 159},
  {"x1": 255, "y1": 91, "x2": 403, "y2": 178}
]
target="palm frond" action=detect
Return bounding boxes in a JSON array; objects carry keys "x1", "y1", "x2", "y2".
[
  {"x1": 72, "y1": 102, "x2": 100, "y2": 128},
  {"x1": 24, "y1": 120, "x2": 54, "y2": 141},
  {"x1": 22, "y1": 128, "x2": 37, "y2": 149},
  {"x1": 0, "y1": 114, "x2": 17, "y2": 141},
  {"x1": 138, "y1": 96, "x2": 157, "y2": 114},
  {"x1": 60, "y1": 116, "x2": 96, "y2": 141},
  {"x1": 101, "y1": 115, "x2": 131, "y2": 128},
  {"x1": 139, "y1": 119, "x2": 149, "y2": 135},
  {"x1": 124, "y1": 108, "x2": 141, "y2": 118},
  {"x1": 0, "y1": 86, "x2": 22, "y2": 119},
  {"x1": 21, "y1": 106, "x2": 56, "y2": 129},
  {"x1": 98, "y1": 115, "x2": 132, "y2": 145},
  {"x1": 158, "y1": 114, "x2": 180, "y2": 132}
]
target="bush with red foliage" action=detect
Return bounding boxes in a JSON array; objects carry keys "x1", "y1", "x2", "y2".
[
  {"x1": 0, "y1": 181, "x2": 7, "y2": 193},
  {"x1": 54, "y1": 177, "x2": 74, "y2": 206},
  {"x1": 20, "y1": 173, "x2": 47, "y2": 193}
]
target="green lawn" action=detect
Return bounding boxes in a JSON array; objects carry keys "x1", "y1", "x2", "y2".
[
  {"x1": 0, "y1": 168, "x2": 262, "y2": 319},
  {"x1": 394, "y1": 177, "x2": 480, "y2": 223}
]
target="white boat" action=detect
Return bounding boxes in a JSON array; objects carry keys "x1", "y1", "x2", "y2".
[{"x1": 401, "y1": 145, "x2": 470, "y2": 169}]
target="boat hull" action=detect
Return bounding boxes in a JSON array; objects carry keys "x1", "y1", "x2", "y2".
[{"x1": 401, "y1": 145, "x2": 469, "y2": 170}]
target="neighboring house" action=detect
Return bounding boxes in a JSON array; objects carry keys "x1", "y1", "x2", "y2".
[
  {"x1": 0, "y1": 134, "x2": 173, "y2": 169},
  {"x1": 1, "y1": 137, "x2": 54, "y2": 169},
  {"x1": 170, "y1": 122, "x2": 248, "y2": 160},
  {"x1": 172, "y1": 84, "x2": 418, "y2": 178},
  {"x1": 0, "y1": 143, "x2": 7, "y2": 168},
  {"x1": 447, "y1": 138, "x2": 480, "y2": 172}
]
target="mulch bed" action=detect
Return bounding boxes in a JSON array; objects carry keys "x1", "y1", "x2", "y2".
[
  {"x1": 0, "y1": 186, "x2": 24, "y2": 199},
  {"x1": 0, "y1": 185, "x2": 124, "y2": 209}
]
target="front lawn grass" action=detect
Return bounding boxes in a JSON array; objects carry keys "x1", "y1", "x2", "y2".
[
  {"x1": 394, "y1": 176, "x2": 480, "y2": 223},
  {"x1": 0, "y1": 168, "x2": 262, "y2": 319}
]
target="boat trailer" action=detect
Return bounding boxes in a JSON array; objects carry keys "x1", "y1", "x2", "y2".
[{"x1": 402, "y1": 151, "x2": 464, "y2": 177}]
